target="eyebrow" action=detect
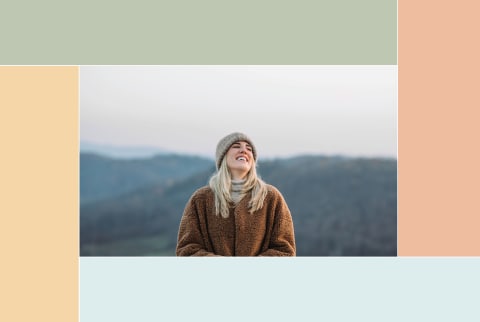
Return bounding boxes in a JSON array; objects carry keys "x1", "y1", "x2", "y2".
[{"x1": 233, "y1": 141, "x2": 252, "y2": 147}]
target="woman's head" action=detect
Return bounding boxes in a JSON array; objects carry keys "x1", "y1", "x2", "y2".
[
  {"x1": 215, "y1": 132, "x2": 257, "y2": 170},
  {"x1": 210, "y1": 132, "x2": 268, "y2": 217}
]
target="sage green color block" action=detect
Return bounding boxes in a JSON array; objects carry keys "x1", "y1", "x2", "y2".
[{"x1": 1, "y1": 1, "x2": 396, "y2": 64}]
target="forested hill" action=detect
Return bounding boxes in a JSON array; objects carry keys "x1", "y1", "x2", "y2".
[
  {"x1": 80, "y1": 153, "x2": 213, "y2": 205},
  {"x1": 80, "y1": 154, "x2": 397, "y2": 256}
]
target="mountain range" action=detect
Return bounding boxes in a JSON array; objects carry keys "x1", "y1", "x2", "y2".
[{"x1": 80, "y1": 152, "x2": 213, "y2": 204}]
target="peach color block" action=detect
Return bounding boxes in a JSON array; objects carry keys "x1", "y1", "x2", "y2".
[{"x1": 398, "y1": 1, "x2": 480, "y2": 255}]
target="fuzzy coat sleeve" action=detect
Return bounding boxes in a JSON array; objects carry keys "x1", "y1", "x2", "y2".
[
  {"x1": 176, "y1": 189, "x2": 219, "y2": 256},
  {"x1": 258, "y1": 186, "x2": 296, "y2": 256}
]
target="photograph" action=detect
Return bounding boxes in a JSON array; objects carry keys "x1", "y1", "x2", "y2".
[{"x1": 80, "y1": 65, "x2": 397, "y2": 256}]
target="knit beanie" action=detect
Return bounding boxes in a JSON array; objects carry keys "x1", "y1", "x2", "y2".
[{"x1": 215, "y1": 132, "x2": 257, "y2": 170}]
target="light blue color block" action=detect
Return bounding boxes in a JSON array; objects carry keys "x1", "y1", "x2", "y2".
[{"x1": 80, "y1": 257, "x2": 480, "y2": 322}]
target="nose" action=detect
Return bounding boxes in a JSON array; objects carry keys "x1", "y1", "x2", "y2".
[{"x1": 239, "y1": 145, "x2": 248, "y2": 154}]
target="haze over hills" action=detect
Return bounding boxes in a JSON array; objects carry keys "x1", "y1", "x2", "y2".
[
  {"x1": 80, "y1": 152, "x2": 397, "y2": 256},
  {"x1": 80, "y1": 141, "x2": 175, "y2": 159}
]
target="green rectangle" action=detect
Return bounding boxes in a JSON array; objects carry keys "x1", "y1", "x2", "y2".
[{"x1": 1, "y1": 0, "x2": 396, "y2": 64}]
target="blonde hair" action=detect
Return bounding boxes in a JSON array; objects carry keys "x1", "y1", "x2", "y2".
[{"x1": 209, "y1": 158, "x2": 268, "y2": 218}]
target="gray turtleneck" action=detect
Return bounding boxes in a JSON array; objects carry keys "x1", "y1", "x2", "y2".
[{"x1": 231, "y1": 179, "x2": 247, "y2": 204}]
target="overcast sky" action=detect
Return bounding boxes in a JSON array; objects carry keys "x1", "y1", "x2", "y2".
[{"x1": 80, "y1": 65, "x2": 397, "y2": 159}]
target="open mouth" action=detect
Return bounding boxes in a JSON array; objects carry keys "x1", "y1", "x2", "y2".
[{"x1": 236, "y1": 156, "x2": 248, "y2": 162}]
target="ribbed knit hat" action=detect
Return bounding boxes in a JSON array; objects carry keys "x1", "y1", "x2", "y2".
[{"x1": 215, "y1": 132, "x2": 257, "y2": 170}]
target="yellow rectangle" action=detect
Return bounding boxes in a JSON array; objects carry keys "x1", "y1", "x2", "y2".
[{"x1": 0, "y1": 66, "x2": 79, "y2": 321}]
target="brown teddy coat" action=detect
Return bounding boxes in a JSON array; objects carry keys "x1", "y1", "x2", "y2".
[{"x1": 176, "y1": 185, "x2": 296, "y2": 256}]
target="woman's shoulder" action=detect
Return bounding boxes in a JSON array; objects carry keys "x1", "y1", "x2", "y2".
[
  {"x1": 264, "y1": 183, "x2": 285, "y2": 199},
  {"x1": 190, "y1": 185, "x2": 214, "y2": 201}
]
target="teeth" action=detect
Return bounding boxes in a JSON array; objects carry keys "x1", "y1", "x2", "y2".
[{"x1": 237, "y1": 157, "x2": 246, "y2": 161}]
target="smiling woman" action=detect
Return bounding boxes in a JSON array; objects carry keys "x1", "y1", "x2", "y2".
[{"x1": 176, "y1": 132, "x2": 296, "y2": 256}]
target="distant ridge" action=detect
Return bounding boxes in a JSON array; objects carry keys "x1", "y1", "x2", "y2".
[
  {"x1": 80, "y1": 152, "x2": 214, "y2": 205},
  {"x1": 80, "y1": 141, "x2": 172, "y2": 159}
]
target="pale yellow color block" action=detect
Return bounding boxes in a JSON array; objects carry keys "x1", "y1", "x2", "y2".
[{"x1": 0, "y1": 67, "x2": 78, "y2": 321}]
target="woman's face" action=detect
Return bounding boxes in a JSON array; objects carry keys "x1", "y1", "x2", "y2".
[{"x1": 225, "y1": 141, "x2": 254, "y2": 180}]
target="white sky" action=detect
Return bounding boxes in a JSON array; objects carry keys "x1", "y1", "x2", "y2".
[{"x1": 80, "y1": 65, "x2": 397, "y2": 159}]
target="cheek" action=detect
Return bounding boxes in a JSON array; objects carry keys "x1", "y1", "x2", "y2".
[{"x1": 226, "y1": 150, "x2": 236, "y2": 160}]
